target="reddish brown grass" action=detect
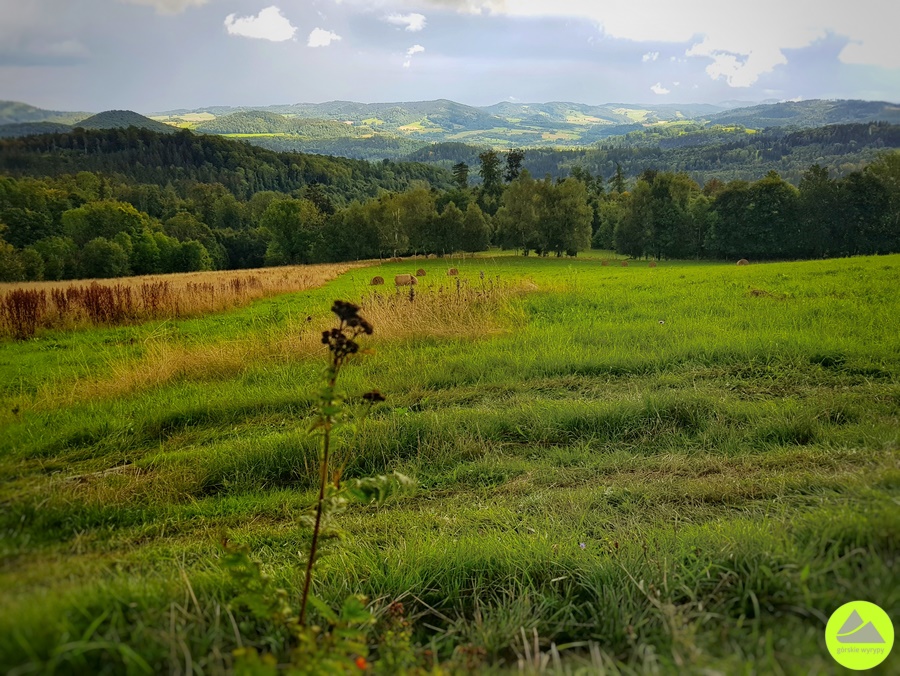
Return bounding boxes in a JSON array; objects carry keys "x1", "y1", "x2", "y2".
[{"x1": 0, "y1": 263, "x2": 365, "y2": 339}]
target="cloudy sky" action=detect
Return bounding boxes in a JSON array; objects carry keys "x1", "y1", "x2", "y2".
[{"x1": 1, "y1": 0, "x2": 898, "y2": 112}]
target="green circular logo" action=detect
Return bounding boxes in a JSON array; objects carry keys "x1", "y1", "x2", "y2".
[{"x1": 826, "y1": 601, "x2": 894, "y2": 670}]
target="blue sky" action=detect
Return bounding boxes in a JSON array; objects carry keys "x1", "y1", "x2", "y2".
[{"x1": 1, "y1": 0, "x2": 898, "y2": 112}]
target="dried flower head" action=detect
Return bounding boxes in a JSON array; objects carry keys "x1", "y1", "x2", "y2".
[
  {"x1": 331, "y1": 300, "x2": 361, "y2": 322},
  {"x1": 320, "y1": 300, "x2": 374, "y2": 366}
]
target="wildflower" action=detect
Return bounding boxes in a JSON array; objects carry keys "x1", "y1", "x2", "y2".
[
  {"x1": 355, "y1": 656, "x2": 368, "y2": 670},
  {"x1": 579, "y1": 542, "x2": 586, "y2": 550},
  {"x1": 331, "y1": 300, "x2": 361, "y2": 322}
]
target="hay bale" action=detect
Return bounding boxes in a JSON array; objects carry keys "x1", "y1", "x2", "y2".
[
  {"x1": 416, "y1": 268, "x2": 426, "y2": 277},
  {"x1": 737, "y1": 259, "x2": 750, "y2": 266},
  {"x1": 370, "y1": 276, "x2": 385, "y2": 286},
  {"x1": 447, "y1": 268, "x2": 459, "y2": 276},
  {"x1": 427, "y1": 253, "x2": 437, "y2": 259},
  {"x1": 621, "y1": 261, "x2": 629, "y2": 267},
  {"x1": 601, "y1": 260, "x2": 608, "y2": 267},
  {"x1": 649, "y1": 261, "x2": 657, "y2": 268},
  {"x1": 394, "y1": 274, "x2": 418, "y2": 286}
]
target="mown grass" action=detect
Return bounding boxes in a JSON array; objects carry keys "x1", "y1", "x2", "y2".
[{"x1": 1, "y1": 254, "x2": 898, "y2": 673}]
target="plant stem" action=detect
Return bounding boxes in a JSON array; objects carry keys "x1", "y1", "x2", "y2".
[
  {"x1": 299, "y1": 422, "x2": 330, "y2": 627},
  {"x1": 299, "y1": 372, "x2": 337, "y2": 627}
]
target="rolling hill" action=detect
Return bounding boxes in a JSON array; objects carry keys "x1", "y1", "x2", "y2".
[
  {"x1": 193, "y1": 110, "x2": 379, "y2": 140},
  {"x1": 0, "y1": 100, "x2": 91, "y2": 126},
  {"x1": 75, "y1": 110, "x2": 176, "y2": 133},
  {"x1": 707, "y1": 99, "x2": 900, "y2": 128},
  {"x1": 0, "y1": 127, "x2": 454, "y2": 202},
  {"x1": 0, "y1": 109, "x2": 177, "y2": 138},
  {"x1": 150, "y1": 98, "x2": 900, "y2": 152}
]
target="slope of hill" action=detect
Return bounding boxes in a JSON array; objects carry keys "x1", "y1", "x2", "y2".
[
  {"x1": 0, "y1": 127, "x2": 453, "y2": 202},
  {"x1": 76, "y1": 110, "x2": 176, "y2": 133},
  {"x1": 193, "y1": 111, "x2": 379, "y2": 140},
  {"x1": 0, "y1": 122, "x2": 74, "y2": 138},
  {"x1": 389, "y1": 122, "x2": 900, "y2": 186},
  {"x1": 708, "y1": 99, "x2": 900, "y2": 128},
  {"x1": 0, "y1": 100, "x2": 90, "y2": 126},
  {"x1": 195, "y1": 110, "x2": 303, "y2": 134}
]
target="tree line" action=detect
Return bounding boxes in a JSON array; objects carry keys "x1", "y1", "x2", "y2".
[
  {"x1": 591, "y1": 153, "x2": 900, "y2": 260},
  {"x1": 0, "y1": 126, "x2": 898, "y2": 281}
]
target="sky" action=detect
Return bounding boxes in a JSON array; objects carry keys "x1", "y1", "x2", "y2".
[{"x1": 1, "y1": 0, "x2": 898, "y2": 113}]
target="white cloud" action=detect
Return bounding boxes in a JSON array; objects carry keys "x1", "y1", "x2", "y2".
[
  {"x1": 351, "y1": 1, "x2": 897, "y2": 85},
  {"x1": 642, "y1": 51, "x2": 658, "y2": 63},
  {"x1": 403, "y1": 43, "x2": 425, "y2": 68},
  {"x1": 119, "y1": 0, "x2": 210, "y2": 14},
  {"x1": 650, "y1": 82, "x2": 670, "y2": 95},
  {"x1": 385, "y1": 12, "x2": 427, "y2": 31},
  {"x1": 308, "y1": 27, "x2": 342, "y2": 47},
  {"x1": 224, "y1": 6, "x2": 297, "y2": 42}
]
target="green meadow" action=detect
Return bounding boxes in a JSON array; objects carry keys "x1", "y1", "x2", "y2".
[{"x1": 1, "y1": 254, "x2": 899, "y2": 674}]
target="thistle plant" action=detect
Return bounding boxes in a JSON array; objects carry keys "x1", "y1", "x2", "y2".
[
  {"x1": 299, "y1": 300, "x2": 412, "y2": 627},
  {"x1": 222, "y1": 300, "x2": 414, "y2": 673}
]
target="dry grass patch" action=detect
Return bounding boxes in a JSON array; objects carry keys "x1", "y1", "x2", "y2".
[
  {"x1": 0, "y1": 263, "x2": 366, "y2": 338},
  {"x1": 63, "y1": 276, "x2": 535, "y2": 403},
  {"x1": 356, "y1": 275, "x2": 529, "y2": 341}
]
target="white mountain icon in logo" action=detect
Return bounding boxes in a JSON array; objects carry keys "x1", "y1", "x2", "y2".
[{"x1": 836, "y1": 609, "x2": 887, "y2": 644}]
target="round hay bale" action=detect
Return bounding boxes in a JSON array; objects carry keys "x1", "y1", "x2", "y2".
[
  {"x1": 370, "y1": 276, "x2": 385, "y2": 286},
  {"x1": 416, "y1": 268, "x2": 426, "y2": 277},
  {"x1": 737, "y1": 258, "x2": 750, "y2": 266},
  {"x1": 394, "y1": 274, "x2": 417, "y2": 286},
  {"x1": 649, "y1": 261, "x2": 657, "y2": 268},
  {"x1": 601, "y1": 260, "x2": 608, "y2": 267},
  {"x1": 621, "y1": 261, "x2": 629, "y2": 267},
  {"x1": 447, "y1": 268, "x2": 459, "y2": 276}
]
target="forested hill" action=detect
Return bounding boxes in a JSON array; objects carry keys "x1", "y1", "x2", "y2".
[
  {"x1": 194, "y1": 111, "x2": 375, "y2": 139},
  {"x1": 401, "y1": 122, "x2": 900, "y2": 185},
  {"x1": 0, "y1": 127, "x2": 453, "y2": 202},
  {"x1": 0, "y1": 101, "x2": 90, "y2": 126},
  {"x1": 707, "y1": 99, "x2": 900, "y2": 128},
  {"x1": 76, "y1": 110, "x2": 176, "y2": 134}
]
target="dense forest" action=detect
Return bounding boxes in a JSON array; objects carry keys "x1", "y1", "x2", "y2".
[
  {"x1": 0, "y1": 127, "x2": 452, "y2": 203},
  {"x1": 0, "y1": 126, "x2": 898, "y2": 282}
]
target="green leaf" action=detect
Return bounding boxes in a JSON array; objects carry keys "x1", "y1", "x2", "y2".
[
  {"x1": 307, "y1": 595, "x2": 339, "y2": 623},
  {"x1": 340, "y1": 595, "x2": 373, "y2": 625}
]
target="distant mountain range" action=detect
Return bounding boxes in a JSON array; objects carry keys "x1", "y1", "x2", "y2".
[
  {"x1": 0, "y1": 109, "x2": 175, "y2": 138},
  {"x1": 1, "y1": 98, "x2": 898, "y2": 155}
]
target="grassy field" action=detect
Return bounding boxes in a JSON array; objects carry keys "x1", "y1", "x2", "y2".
[{"x1": 1, "y1": 254, "x2": 898, "y2": 674}]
